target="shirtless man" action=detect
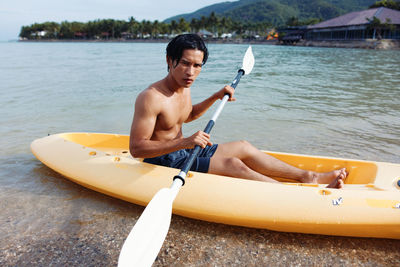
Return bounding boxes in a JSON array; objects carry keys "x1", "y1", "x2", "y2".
[{"x1": 130, "y1": 34, "x2": 346, "y2": 188}]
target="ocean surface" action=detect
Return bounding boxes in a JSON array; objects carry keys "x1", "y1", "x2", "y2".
[
  {"x1": 0, "y1": 41, "x2": 399, "y2": 265},
  {"x1": 1, "y1": 42, "x2": 399, "y2": 160}
]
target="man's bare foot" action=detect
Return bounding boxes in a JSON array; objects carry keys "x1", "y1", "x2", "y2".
[
  {"x1": 326, "y1": 170, "x2": 346, "y2": 189},
  {"x1": 303, "y1": 168, "x2": 347, "y2": 189}
]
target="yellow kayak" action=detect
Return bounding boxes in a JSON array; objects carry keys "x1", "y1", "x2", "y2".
[{"x1": 31, "y1": 132, "x2": 400, "y2": 239}]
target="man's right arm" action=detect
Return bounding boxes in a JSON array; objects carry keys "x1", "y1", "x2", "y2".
[
  {"x1": 130, "y1": 91, "x2": 175, "y2": 158},
  {"x1": 129, "y1": 91, "x2": 211, "y2": 158}
]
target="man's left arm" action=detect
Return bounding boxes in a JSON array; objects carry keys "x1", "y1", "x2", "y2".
[{"x1": 186, "y1": 85, "x2": 235, "y2": 122}]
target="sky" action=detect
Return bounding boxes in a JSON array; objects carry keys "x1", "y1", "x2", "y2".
[{"x1": 0, "y1": 0, "x2": 232, "y2": 41}]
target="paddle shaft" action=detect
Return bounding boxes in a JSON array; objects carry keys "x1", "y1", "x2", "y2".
[{"x1": 174, "y1": 69, "x2": 245, "y2": 184}]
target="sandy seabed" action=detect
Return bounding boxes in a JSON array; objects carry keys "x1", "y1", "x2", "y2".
[{"x1": 1, "y1": 160, "x2": 399, "y2": 267}]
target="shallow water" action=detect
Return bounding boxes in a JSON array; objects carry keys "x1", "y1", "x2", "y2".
[{"x1": 0, "y1": 41, "x2": 399, "y2": 265}]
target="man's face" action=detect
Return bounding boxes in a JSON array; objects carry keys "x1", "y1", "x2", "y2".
[{"x1": 168, "y1": 49, "x2": 204, "y2": 88}]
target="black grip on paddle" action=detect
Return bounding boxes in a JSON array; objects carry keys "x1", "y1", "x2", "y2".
[
  {"x1": 223, "y1": 70, "x2": 244, "y2": 98},
  {"x1": 173, "y1": 175, "x2": 186, "y2": 186},
  {"x1": 203, "y1": 120, "x2": 215, "y2": 134},
  {"x1": 180, "y1": 120, "x2": 215, "y2": 174},
  {"x1": 231, "y1": 69, "x2": 245, "y2": 89},
  {"x1": 180, "y1": 145, "x2": 202, "y2": 174}
]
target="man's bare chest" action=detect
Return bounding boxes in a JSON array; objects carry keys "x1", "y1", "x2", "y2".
[{"x1": 156, "y1": 95, "x2": 191, "y2": 130}]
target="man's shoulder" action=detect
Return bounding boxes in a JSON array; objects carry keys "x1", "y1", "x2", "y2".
[
  {"x1": 142, "y1": 78, "x2": 174, "y2": 98},
  {"x1": 136, "y1": 83, "x2": 166, "y2": 109},
  {"x1": 139, "y1": 85, "x2": 163, "y2": 100}
]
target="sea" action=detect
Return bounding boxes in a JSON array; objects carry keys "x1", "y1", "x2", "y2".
[{"x1": 0, "y1": 41, "x2": 399, "y2": 264}]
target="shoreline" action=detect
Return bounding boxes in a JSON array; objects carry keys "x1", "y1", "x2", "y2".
[
  {"x1": 17, "y1": 38, "x2": 400, "y2": 50},
  {"x1": 17, "y1": 38, "x2": 279, "y2": 45}
]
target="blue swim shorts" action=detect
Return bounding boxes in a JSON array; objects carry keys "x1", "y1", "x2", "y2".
[{"x1": 143, "y1": 144, "x2": 218, "y2": 173}]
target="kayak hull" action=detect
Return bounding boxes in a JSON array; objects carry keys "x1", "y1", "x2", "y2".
[{"x1": 31, "y1": 133, "x2": 400, "y2": 239}]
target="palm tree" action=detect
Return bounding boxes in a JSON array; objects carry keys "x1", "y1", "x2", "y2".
[
  {"x1": 367, "y1": 16, "x2": 395, "y2": 39},
  {"x1": 207, "y1": 12, "x2": 219, "y2": 34},
  {"x1": 152, "y1": 20, "x2": 160, "y2": 38},
  {"x1": 178, "y1": 18, "x2": 190, "y2": 33},
  {"x1": 170, "y1": 20, "x2": 178, "y2": 35},
  {"x1": 190, "y1": 18, "x2": 200, "y2": 33}
]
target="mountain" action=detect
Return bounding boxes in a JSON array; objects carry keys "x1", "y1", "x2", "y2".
[{"x1": 165, "y1": 0, "x2": 376, "y2": 25}]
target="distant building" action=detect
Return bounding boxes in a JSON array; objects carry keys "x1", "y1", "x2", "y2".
[
  {"x1": 31, "y1": 31, "x2": 47, "y2": 38},
  {"x1": 197, "y1": 29, "x2": 214, "y2": 39},
  {"x1": 74, "y1": 32, "x2": 87, "y2": 39},
  {"x1": 121, "y1": 32, "x2": 134, "y2": 39},
  {"x1": 306, "y1": 7, "x2": 400, "y2": 40},
  {"x1": 220, "y1": 33, "x2": 233, "y2": 39},
  {"x1": 279, "y1": 26, "x2": 308, "y2": 44}
]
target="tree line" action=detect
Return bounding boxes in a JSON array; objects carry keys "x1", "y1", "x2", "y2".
[
  {"x1": 284, "y1": 0, "x2": 400, "y2": 27},
  {"x1": 369, "y1": 0, "x2": 400, "y2": 10},
  {"x1": 19, "y1": 12, "x2": 275, "y2": 40},
  {"x1": 19, "y1": 1, "x2": 400, "y2": 40}
]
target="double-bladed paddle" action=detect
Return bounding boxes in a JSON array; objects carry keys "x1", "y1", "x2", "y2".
[{"x1": 118, "y1": 46, "x2": 255, "y2": 267}]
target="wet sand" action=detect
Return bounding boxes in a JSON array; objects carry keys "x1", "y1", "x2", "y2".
[{"x1": 1, "y1": 155, "x2": 399, "y2": 266}]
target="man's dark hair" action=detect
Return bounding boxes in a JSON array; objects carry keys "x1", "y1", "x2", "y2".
[{"x1": 166, "y1": 34, "x2": 208, "y2": 71}]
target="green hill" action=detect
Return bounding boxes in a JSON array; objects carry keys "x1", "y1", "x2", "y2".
[{"x1": 165, "y1": 0, "x2": 376, "y2": 25}]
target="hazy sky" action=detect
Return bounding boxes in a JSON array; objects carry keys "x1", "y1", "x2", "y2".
[{"x1": 0, "y1": 0, "x2": 231, "y2": 41}]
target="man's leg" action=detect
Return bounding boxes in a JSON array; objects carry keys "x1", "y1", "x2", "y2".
[
  {"x1": 208, "y1": 154, "x2": 280, "y2": 183},
  {"x1": 208, "y1": 140, "x2": 346, "y2": 186}
]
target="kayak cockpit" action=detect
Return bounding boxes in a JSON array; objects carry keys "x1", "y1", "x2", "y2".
[{"x1": 59, "y1": 132, "x2": 399, "y2": 189}]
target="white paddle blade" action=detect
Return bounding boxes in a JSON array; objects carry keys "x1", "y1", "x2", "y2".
[
  {"x1": 118, "y1": 188, "x2": 174, "y2": 267},
  {"x1": 241, "y1": 46, "x2": 255, "y2": 75}
]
